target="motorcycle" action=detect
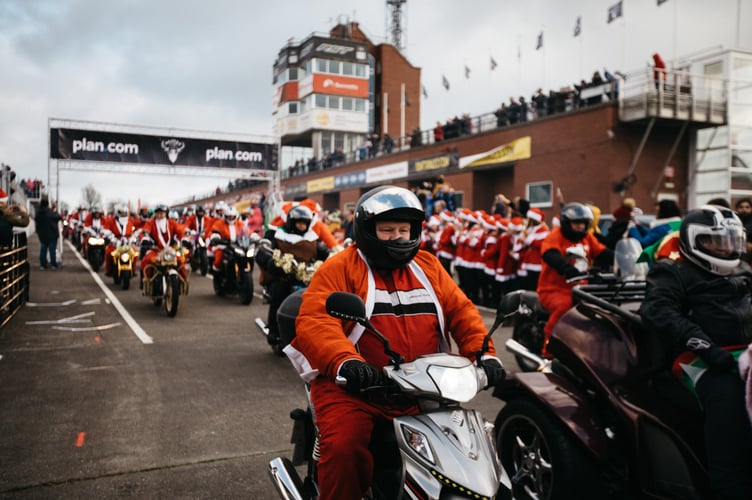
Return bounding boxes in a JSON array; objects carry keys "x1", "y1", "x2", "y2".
[
  {"x1": 182, "y1": 229, "x2": 209, "y2": 276},
  {"x1": 267, "y1": 291, "x2": 512, "y2": 500},
  {"x1": 109, "y1": 234, "x2": 139, "y2": 290},
  {"x1": 210, "y1": 234, "x2": 258, "y2": 305},
  {"x1": 82, "y1": 226, "x2": 108, "y2": 272},
  {"x1": 493, "y1": 277, "x2": 722, "y2": 499},
  {"x1": 140, "y1": 239, "x2": 191, "y2": 317}
]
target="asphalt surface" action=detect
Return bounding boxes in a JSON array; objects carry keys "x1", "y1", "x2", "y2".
[{"x1": 0, "y1": 235, "x2": 514, "y2": 499}]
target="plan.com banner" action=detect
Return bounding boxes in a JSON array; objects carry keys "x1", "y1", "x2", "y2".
[{"x1": 50, "y1": 128, "x2": 277, "y2": 170}]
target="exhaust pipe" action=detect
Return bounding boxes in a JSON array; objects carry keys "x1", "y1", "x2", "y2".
[
  {"x1": 268, "y1": 457, "x2": 307, "y2": 500},
  {"x1": 505, "y1": 338, "x2": 552, "y2": 372},
  {"x1": 255, "y1": 317, "x2": 269, "y2": 337}
]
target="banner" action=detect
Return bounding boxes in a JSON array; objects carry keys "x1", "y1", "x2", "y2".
[
  {"x1": 50, "y1": 128, "x2": 277, "y2": 170},
  {"x1": 462, "y1": 136, "x2": 532, "y2": 168}
]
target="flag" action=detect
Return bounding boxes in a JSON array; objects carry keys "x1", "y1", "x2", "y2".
[
  {"x1": 465, "y1": 65, "x2": 471, "y2": 79},
  {"x1": 657, "y1": 0, "x2": 669, "y2": 5},
  {"x1": 573, "y1": 16, "x2": 582, "y2": 37},
  {"x1": 490, "y1": 56, "x2": 498, "y2": 70},
  {"x1": 442, "y1": 75, "x2": 450, "y2": 91},
  {"x1": 607, "y1": 1, "x2": 623, "y2": 23},
  {"x1": 536, "y1": 31, "x2": 543, "y2": 50},
  {"x1": 421, "y1": 85, "x2": 428, "y2": 99}
]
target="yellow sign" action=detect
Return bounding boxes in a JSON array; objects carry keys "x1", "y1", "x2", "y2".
[
  {"x1": 415, "y1": 155, "x2": 451, "y2": 172},
  {"x1": 466, "y1": 136, "x2": 532, "y2": 168},
  {"x1": 307, "y1": 176, "x2": 335, "y2": 193}
]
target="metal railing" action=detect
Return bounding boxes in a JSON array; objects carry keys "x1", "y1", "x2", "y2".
[{"x1": 0, "y1": 232, "x2": 29, "y2": 329}]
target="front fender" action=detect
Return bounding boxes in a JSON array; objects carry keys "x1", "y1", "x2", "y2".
[{"x1": 493, "y1": 371, "x2": 609, "y2": 462}]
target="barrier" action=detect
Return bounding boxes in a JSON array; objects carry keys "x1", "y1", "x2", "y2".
[{"x1": 0, "y1": 231, "x2": 29, "y2": 328}]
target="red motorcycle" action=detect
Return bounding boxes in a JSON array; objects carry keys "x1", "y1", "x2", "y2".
[{"x1": 493, "y1": 278, "x2": 729, "y2": 499}]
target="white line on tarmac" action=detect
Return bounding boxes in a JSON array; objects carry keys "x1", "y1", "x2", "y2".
[
  {"x1": 66, "y1": 241, "x2": 153, "y2": 344},
  {"x1": 26, "y1": 299, "x2": 77, "y2": 307},
  {"x1": 52, "y1": 322, "x2": 122, "y2": 332}
]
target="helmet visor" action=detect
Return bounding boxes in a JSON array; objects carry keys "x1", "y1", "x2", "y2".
[
  {"x1": 358, "y1": 187, "x2": 424, "y2": 218},
  {"x1": 696, "y1": 226, "x2": 745, "y2": 259}
]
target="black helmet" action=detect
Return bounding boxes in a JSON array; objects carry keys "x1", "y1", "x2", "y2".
[
  {"x1": 679, "y1": 205, "x2": 745, "y2": 275},
  {"x1": 285, "y1": 205, "x2": 313, "y2": 235},
  {"x1": 354, "y1": 186, "x2": 425, "y2": 269},
  {"x1": 196, "y1": 205, "x2": 205, "y2": 213},
  {"x1": 560, "y1": 202, "x2": 594, "y2": 241},
  {"x1": 154, "y1": 204, "x2": 169, "y2": 214}
]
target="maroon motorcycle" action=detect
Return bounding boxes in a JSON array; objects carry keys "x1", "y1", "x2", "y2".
[{"x1": 493, "y1": 278, "x2": 721, "y2": 499}]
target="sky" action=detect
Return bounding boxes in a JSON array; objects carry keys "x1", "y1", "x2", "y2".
[{"x1": 0, "y1": 0, "x2": 750, "y2": 211}]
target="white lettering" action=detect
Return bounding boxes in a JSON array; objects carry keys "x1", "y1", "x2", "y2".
[
  {"x1": 72, "y1": 137, "x2": 138, "y2": 155},
  {"x1": 206, "y1": 147, "x2": 263, "y2": 163},
  {"x1": 316, "y1": 43, "x2": 354, "y2": 56}
]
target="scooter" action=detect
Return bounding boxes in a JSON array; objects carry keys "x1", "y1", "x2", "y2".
[
  {"x1": 267, "y1": 291, "x2": 512, "y2": 500},
  {"x1": 83, "y1": 226, "x2": 108, "y2": 272},
  {"x1": 109, "y1": 234, "x2": 139, "y2": 290},
  {"x1": 493, "y1": 276, "x2": 723, "y2": 499},
  {"x1": 210, "y1": 234, "x2": 258, "y2": 305}
]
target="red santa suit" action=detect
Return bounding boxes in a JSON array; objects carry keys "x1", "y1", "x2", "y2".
[
  {"x1": 140, "y1": 216, "x2": 186, "y2": 279},
  {"x1": 207, "y1": 217, "x2": 248, "y2": 270}
]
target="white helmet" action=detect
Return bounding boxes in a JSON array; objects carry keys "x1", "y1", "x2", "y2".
[
  {"x1": 679, "y1": 205, "x2": 745, "y2": 275},
  {"x1": 224, "y1": 206, "x2": 238, "y2": 222}
]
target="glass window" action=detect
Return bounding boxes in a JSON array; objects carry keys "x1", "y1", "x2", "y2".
[
  {"x1": 289, "y1": 67, "x2": 298, "y2": 81},
  {"x1": 527, "y1": 181, "x2": 553, "y2": 208},
  {"x1": 334, "y1": 132, "x2": 345, "y2": 151},
  {"x1": 695, "y1": 148, "x2": 730, "y2": 171},
  {"x1": 300, "y1": 98, "x2": 306, "y2": 113},
  {"x1": 355, "y1": 99, "x2": 366, "y2": 112},
  {"x1": 315, "y1": 94, "x2": 327, "y2": 108},
  {"x1": 316, "y1": 59, "x2": 327, "y2": 73},
  {"x1": 342, "y1": 97, "x2": 354, "y2": 111},
  {"x1": 732, "y1": 127, "x2": 752, "y2": 146},
  {"x1": 698, "y1": 126, "x2": 729, "y2": 149},
  {"x1": 696, "y1": 170, "x2": 729, "y2": 191},
  {"x1": 321, "y1": 132, "x2": 332, "y2": 154},
  {"x1": 328, "y1": 60, "x2": 340, "y2": 74},
  {"x1": 288, "y1": 102, "x2": 298, "y2": 114},
  {"x1": 277, "y1": 71, "x2": 287, "y2": 85},
  {"x1": 304, "y1": 60, "x2": 312, "y2": 75},
  {"x1": 356, "y1": 64, "x2": 366, "y2": 77},
  {"x1": 342, "y1": 62, "x2": 354, "y2": 76},
  {"x1": 328, "y1": 96, "x2": 340, "y2": 109}
]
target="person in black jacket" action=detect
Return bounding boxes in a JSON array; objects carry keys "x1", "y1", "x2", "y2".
[
  {"x1": 34, "y1": 198, "x2": 62, "y2": 269},
  {"x1": 640, "y1": 205, "x2": 752, "y2": 499}
]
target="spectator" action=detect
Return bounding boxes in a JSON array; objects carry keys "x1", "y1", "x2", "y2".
[
  {"x1": 507, "y1": 97, "x2": 521, "y2": 124},
  {"x1": 532, "y1": 89, "x2": 547, "y2": 118},
  {"x1": 0, "y1": 188, "x2": 29, "y2": 247},
  {"x1": 35, "y1": 198, "x2": 62, "y2": 270},
  {"x1": 652, "y1": 52, "x2": 667, "y2": 90},
  {"x1": 734, "y1": 198, "x2": 752, "y2": 261},
  {"x1": 494, "y1": 103, "x2": 509, "y2": 127},
  {"x1": 628, "y1": 199, "x2": 682, "y2": 266},
  {"x1": 518, "y1": 96, "x2": 529, "y2": 122},
  {"x1": 604, "y1": 197, "x2": 636, "y2": 250},
  {"x1": 433, "y1": 121, "x2": 444, "y2": 143},
  {"x1": 382, "y1": 133, "x2": 394, "y2": 154}
]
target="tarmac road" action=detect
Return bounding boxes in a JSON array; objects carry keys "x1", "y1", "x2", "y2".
[{"x1": 0, "y1": 235, "x2": 515, "y2": 499}]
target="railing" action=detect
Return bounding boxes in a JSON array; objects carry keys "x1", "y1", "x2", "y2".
[{"x1": 0, "y1": 231, "x2": 29, "y2": 328}]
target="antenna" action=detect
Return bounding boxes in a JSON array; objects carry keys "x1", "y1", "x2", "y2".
[{"x1": 386, "y1": 0, "x2": 407, "y2": 53}]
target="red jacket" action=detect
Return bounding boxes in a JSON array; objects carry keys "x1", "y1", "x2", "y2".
[
  {"x1": 141, "y1": 218, "x2": 184, "y2": 249},
  {"x1": 286, "y1": 246, "x2": 497, "y2": 382},
  {"x1": 537, "y1": 227, "x2": 606, "y2": 297}
]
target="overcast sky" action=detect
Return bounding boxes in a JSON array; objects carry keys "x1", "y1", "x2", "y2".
[{"x1": 0, "y1": 0, "x2": 749, "y2": 211}]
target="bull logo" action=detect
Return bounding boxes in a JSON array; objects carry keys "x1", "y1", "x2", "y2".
[{"x1": 161, "y1": 139, "x2": 185, "y2": 164}]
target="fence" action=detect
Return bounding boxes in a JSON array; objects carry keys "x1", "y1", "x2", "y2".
[{"x1": 0, "y1": 231, "x2": 29, "y2": 328}]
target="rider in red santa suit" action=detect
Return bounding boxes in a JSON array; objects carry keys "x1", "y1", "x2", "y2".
[
  {"x1": 139, "y1": 204, "x2": 185, "y2": 283},
  {"x1": 184, "y1": 205, "x2": 213, "y2": 241},
  {"x1": 285, "y1": 186, "x2": 505, "y2": 499},
  {"x1": 206, "y1": 206, "x2": 247, "y2": 274},
  {"x1": 103, "y1": 203, "x2": 138, "y2": 276}
]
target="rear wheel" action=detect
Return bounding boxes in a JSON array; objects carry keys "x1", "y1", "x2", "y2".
[
  {"x1": 198, "y1": 250, "x2": 208, "y2": 276},
  {"x1": 496, "y1": 399, "x2": 599, "y2": 500},
  {"x1": 165, "y1": 274, "x2": 180, "y2": 317},
  {"x1": 513, "y1": 319, "x2": 546, "y2": 372}
]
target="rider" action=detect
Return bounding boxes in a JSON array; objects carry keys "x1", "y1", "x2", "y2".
[
  {"x1": 207, "y1": 206, "x2": 247, "y2": 275},
  {"x1": 103, "y1": 203, "x2": 137, "y2": 277},
  {"x1": 283, "y1": 186, "x2": 505, "y2": 499},
  {"x1": 640, "y1": 205, "x2": 752, "y2": 499},
  {"x1": 537, "y1": 202, "x2": 612, "y2": 357},
  {"x1": 255, "y1": 204, "x2": 329, "y2": 350},
  {"x1": 139, "y1": 204, "x2": 185, "y2": 286}
]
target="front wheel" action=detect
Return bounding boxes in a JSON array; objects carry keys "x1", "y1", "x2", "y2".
[
  {"x1": 496, "y1": 399, "x2": 599, "y2": 500},
  {"x1": 198, "y1": 250, "x2": 208, "y2": 276},
  {"x1": 512, "y1": 319, "x2": 546, "y2": 372},
  {"x1": 165, "y1": 273, "x2": 180, "y2": 317},
  {"x1": 238, "y1": 271, "x2": 253, "y2": 305},
  {"x1": 121, "y1": 269, "x2": 131, "y2": 290}
]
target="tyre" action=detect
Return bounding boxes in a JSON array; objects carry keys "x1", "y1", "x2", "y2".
[
  {"x1": 121, "y1": 269, "x2": 131, "y2": 290},
  {"x1": 213, "y1": 270, "x2": 225, "y2": 296},
  {"x1": 113, "y1": 267, "x2": 121, "y2": 285},
  {"x1": 238, "y1": 271, "x2": 253, "y2": 305},
  {"x1": 89, "y1": 251, "x2": 101, "y2": 272},
  {"x1": 513, "y1": 319, "x2": 546, "y2": 372},
  {"x1": 496, "y1": 399, "x2": 598, "y2": 500},
  {"x1": 198, "y1": 251, "x2": 208, "y2": 276},
  {"x1": 165, "y1": 274, "x2": 180, "y2": 317}
]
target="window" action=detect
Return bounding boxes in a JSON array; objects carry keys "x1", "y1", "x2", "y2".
[
  {"x1": 316, "y1": 59, "x2": 327, "y2": 73},
  {"x1": 342, "y1": 97, "x2": 354, "y2": 111},
  {"x1": 289, "y1": 67, "x2": 298, "y2": 81},
  {"x1": 315, "y1": 94, "x2": 327, "y2": 108},
  {"x1": 527, "y1": 181, "x2": 553, "y2": 208},
  {"x1": 328, "y1": 96, "x2": 340, "y2": 109},
  {"x1": 288, "y1": 102, "x2": 298, "y2": 114},
  {"x1": 328, "y1": 60, "x2": 340, "y2": 74},
  {"x1": 343, "y1": 62, "x2": 354, "y2": 76},
  {"x1": 355, "y1": 99, "x2": 366, "y2": 112},
  {"x1": 356, "y1": 64, "x2": 367, "y2": 77}
]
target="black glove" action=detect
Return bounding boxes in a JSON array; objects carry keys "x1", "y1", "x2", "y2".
[
  {"x1": 338, "y1": 360, "x2": 382, "y2": 393},
  {"x1": 699, "y1": 346, "x2": 736, "y2": 374},
  {"x1": 563, "y1": 265, "x2": 583, "y2": 280},
  {"x1": 482, "y1": 358, "x2": 506, "y2": 389}
]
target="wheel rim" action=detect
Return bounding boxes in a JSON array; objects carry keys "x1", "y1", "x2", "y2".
[{"x1": 501, "y1": 415, "x2": 553, "y2": 499}]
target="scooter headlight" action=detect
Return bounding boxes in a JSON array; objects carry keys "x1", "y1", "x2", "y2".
[
  {"x1": 246, "y1": 248, "x2": 255, "y2": 258},
  {"x1": 88, "y1": 237, "x2": 105, "y2": 246},
  {"x1": 400, "y1": 424, "x2": 435, "y2": 464},
  {"x1": 120, "y1": 253, "x2": 130, "y2": 263},
  {"x1": 234, "y1": 247, "x2": 245, "y2": 256},
  {"x1": 163, "y1": 248, "x2": 177, "y2": 263},
  {"x1": 427, "y1": 364, "x2": 480, "y2": 403}
]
